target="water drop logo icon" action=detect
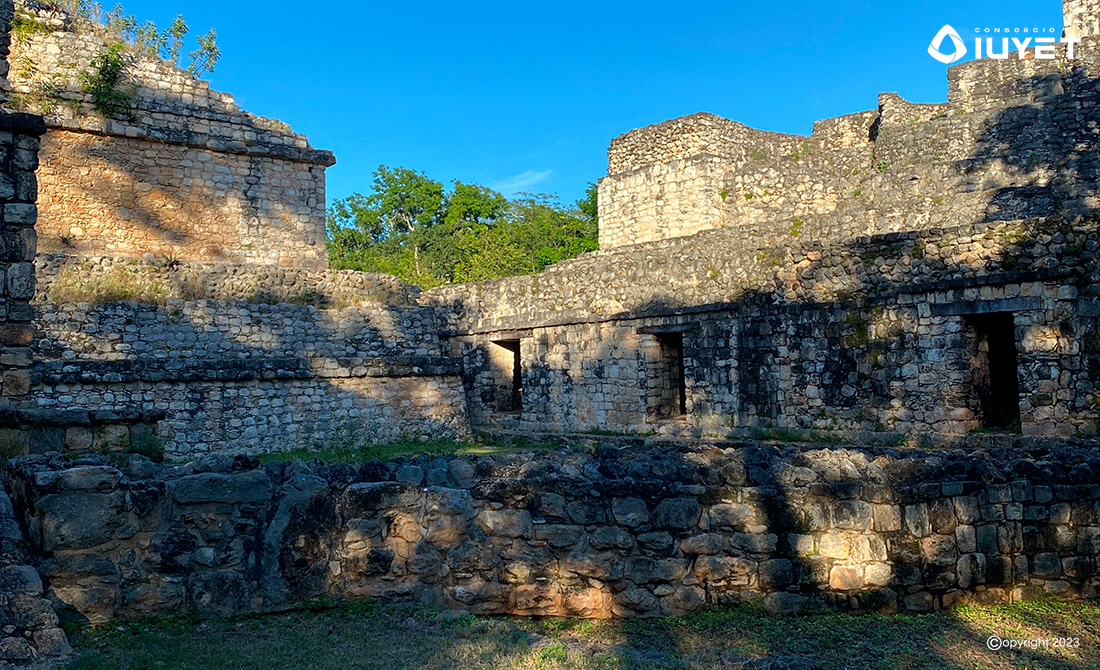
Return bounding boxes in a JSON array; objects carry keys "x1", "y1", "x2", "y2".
[{"x1": 928, "y1": 24, "x2": 967, "y2": 63}]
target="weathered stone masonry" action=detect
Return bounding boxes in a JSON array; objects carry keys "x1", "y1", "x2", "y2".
[
  {"x1": 436, "y1": 21, "x2": 1100, "y2": 443},
  {"x1": 7, "y1": 442, "x2": 1100, "y2": 623},
  {"x1": 29, "y1": 296, "x2": 469, "y2": 457},
  {"x1": 5, "y1": 0, "x2": 1100, "y2": 643},
  {"x1": 8, "y1": 0, "x2": 334, "y2": 267},
  {"x1": 0, "y1": 0, "x2": 73, "y2": 661}
]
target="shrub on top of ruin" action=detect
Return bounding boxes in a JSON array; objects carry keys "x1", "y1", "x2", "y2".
[
  {"x1": 99, "y1": 5, "x2": 220, "y2": 77},
  {"x1": 48, "y1": 264, "x2": 168, "y2": 306},
  {"x1": 80, "y1": 42, "x2": 133, "y2": 117},
  {"x1": 33, "y1": 2, "x2": 221, "y2": 78}
]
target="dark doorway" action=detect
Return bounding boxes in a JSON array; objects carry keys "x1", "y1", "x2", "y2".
[
  {"x1": 490, "y1": 339, "x2": 522, "y2": 413},
  {"x1": 965, "y1": 312, "x2": 1021, "y2": 430},
  {"x1": 653, "y1": 332, "x2": 687, "y2": 418}
]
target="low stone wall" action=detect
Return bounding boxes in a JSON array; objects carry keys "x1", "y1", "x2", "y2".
[
  {"x1": 34, "y1": 299, "x2": 437, "y2": 363},
  {"x1": 33, "y1": 369, "x2": 468, "y2": 456},
  {"x1": 0, "y1": 406, "x2": 162, "y2": 456},
  {"x1": 7, "y1": 441, "x2": 1100, "y2": 624},
  {"x1": 0, "y1": 481, "x2": 69, "y2": 663}
]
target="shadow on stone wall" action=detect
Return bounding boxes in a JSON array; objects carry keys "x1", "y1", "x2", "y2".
[
  {"x1": 966, "y1": 68, "x2": 1100, "y2": 223},
  {"x1": 26, "y1": 65, "x2": 332, "y2": 264},
  {"x1": 6, "y1": 68, "x2": 1100, "y2": 669},
  {"x1": 28, "y1": 295, "x2": 468, "y2": 456},
  {"x1": 7, "y1": 435, "x2": 1100, "y2": 669}
]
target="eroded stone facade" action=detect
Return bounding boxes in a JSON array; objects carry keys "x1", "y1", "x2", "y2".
[
  {"x1": 8, "y1": 0, "x2": 333, "y2": 267},
  {"x1": 7, "y1": 441, "x2": 1100, "y2": 622},
  {"x1": 439, "y1": 25, "x2": 1100, "y2": 443},
  {"x1": 31, "y1": 297, "x2": 468, "y2": 456}
]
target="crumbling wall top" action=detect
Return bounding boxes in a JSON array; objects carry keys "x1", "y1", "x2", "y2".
[
  {"x1": 9, "y1": 0, "x2": 333, "y2": 165},
  {"x1": 606, "y1": 112, "x2": 805, "y2": 175}
]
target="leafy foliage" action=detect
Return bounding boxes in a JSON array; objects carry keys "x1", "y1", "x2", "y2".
[
  {"x1": 90, "y1": 3, "x2": 221, "y2": 76},
  {"x1": 328, "y1": 166, "x2": 599, "y2": 288},
  {"x1": 79, "y1": 43, "x2": 132, "y2": 117}
]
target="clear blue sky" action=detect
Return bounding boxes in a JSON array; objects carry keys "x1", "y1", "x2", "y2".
[{"x1": 120, "y1": 0, "x2": 1063, "y2": 206}]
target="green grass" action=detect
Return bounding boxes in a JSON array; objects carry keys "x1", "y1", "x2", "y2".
[
  {"x1": 49, "y1": 264, "x2": 168, "y2": 306},
  {"x1": 744, "y1": 427, "x2": 804, "y2": 443},
  {"x1": 257, "y1": 436, "x2": 558, "y2": 465},
  {"x1": 65, "y1": 599, "x2": 1100, "y2": 670}
]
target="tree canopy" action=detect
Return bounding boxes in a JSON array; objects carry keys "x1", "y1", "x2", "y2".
[{"x1": 327, "y1": 166, "x2": 599, "y2": 288}]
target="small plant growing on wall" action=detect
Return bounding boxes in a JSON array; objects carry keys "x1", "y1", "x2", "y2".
[
  {"x1": 11, "y1": 14, "x2": 57, "y2": 43},
  {"x1": 80, "y1": 43, "x2": 133, "y2": 117},
  {"x1": 101, "y1": 6, "x2": 221, "y2": 77},
  {"x1": 26, "y1": 3, "x2": 221, "y2": 78}
]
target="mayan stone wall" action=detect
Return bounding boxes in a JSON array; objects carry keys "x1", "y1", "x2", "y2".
[
  {"x1": 34, "y1": 254, "x2": 421, "y2": 306},
  {"x1": 0, "y1": 0, "x2": 44, "y2": 409},
  {"x1": 7, "y1": 1, "x2": 334, "y2": 267},
  {"x1": 27, "y1": 296, "x2": 468, "y2": 456},
  {"x1": 598, "y1": 37, "x2": 1100, "y2": 250},
  {"x1": 7, "y1": 442, "x2": 1100, "y2": 623},
  {"x1": 0, "y1": 1, "x2": 73, "y2": 664},
  {"x1": 1066, "y1": 0, "x2": 1100, "y2": 38},
  {"x1": 428, "y1": 214, "x2": 1100, "y2": 440}
]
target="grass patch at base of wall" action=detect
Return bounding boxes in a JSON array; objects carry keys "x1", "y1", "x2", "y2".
[
  {"x1": 65, "y1": 598, "x2": 1100, "y2": 670},
  {"x1": 256, "y1": 436, "x2": 557, "y2": 465},
  {"x1": 48, "y1": 265, "x2": 168, "y2": 306}
]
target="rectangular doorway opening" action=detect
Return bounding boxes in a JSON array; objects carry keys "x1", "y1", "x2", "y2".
[
  {"x1": 653, "y1": 332, "x2": 686, "y2": 419},
  {"x1": 965, "y1": 312, "x2": 1021, "y2": 430},
  {"x1": 490, "y1": 339, "x2": 522, "y2": 413}
]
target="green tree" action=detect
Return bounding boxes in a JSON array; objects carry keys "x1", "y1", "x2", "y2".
[
  {"x1": 444, "y1": 181, "x2": 509, "y2": 227},
  {"x1": 328, "y1": 166, "x2": 446, "y2": 286},
  {"x1": 328, "y1": 167, "x2": 599, "y2": 289},
  {"x1": 577, "y1": 181, "x2": 598, "y2": 228}
]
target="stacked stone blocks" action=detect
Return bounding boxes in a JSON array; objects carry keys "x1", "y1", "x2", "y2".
[{"x1": 7, "y1": 443, "x2": 1099, "y2": 623}]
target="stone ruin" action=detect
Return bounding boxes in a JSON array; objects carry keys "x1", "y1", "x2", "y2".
[
  {"x1": 8, "y1": 0, "x2": 333, "y2": 267},
  {"x1": 1, "y1": 0, "x2": 1100, "y2": 664}
]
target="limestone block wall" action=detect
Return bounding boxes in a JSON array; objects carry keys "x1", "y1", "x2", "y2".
[
  {"x1": 34, "y1": 254, "x2": 421, "y2": 306},
  {"x1": 33, "y1": 373, "x2": 467, "y2": 457},
  {"x1": 599, "y1": 36, "x2": 1100, "y2": 250},
  {"x1": 598, "y1": 114, "x2": 804, "y2": 248},
  {"x1": 7, "y1": 1, "x2": 334, "y2": 267},
  {"x1": 0, "y1": 2, "x2": 73, "y2": 664},
  {"x1": 597, "y1": 155, "x2": 726, "y2": 248},
  {"x1": 0, "y1": 112, "x2": 43, "y2": 406},
  {"x1": 7, "y1": 442, "x2": 1100, "y2": 623},
  {"x1": 428, "y1": 214, "x2": 1100, "y2": 440},
  {"x1": 28, "y1": 297, "x2": 467, "y2": 456},
  {"x1": 0, "y1": 0, "x2": 44, "y2": 408},
  {"x1": 1065, "y1": 0, "x2": 1100, "y2": 38}
]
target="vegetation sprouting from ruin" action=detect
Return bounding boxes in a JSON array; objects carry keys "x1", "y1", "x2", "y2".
[
  {"x1": 16, "y1": 2, "x2": 220, "y2": 77},
  {"x1": 79, "y1": 42, "x2": 130, "y2": 117},
  {"x1": 327, "y1": 165, "x2": 599, "y2": 288}
]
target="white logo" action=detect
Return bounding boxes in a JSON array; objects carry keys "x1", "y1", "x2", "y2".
[
  {"x1": 928, "y1": 24, "x2": 967, "y2": 63},
  {"x1": 927, "y1": 24, "x2": 1080, "y2": 62}
]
